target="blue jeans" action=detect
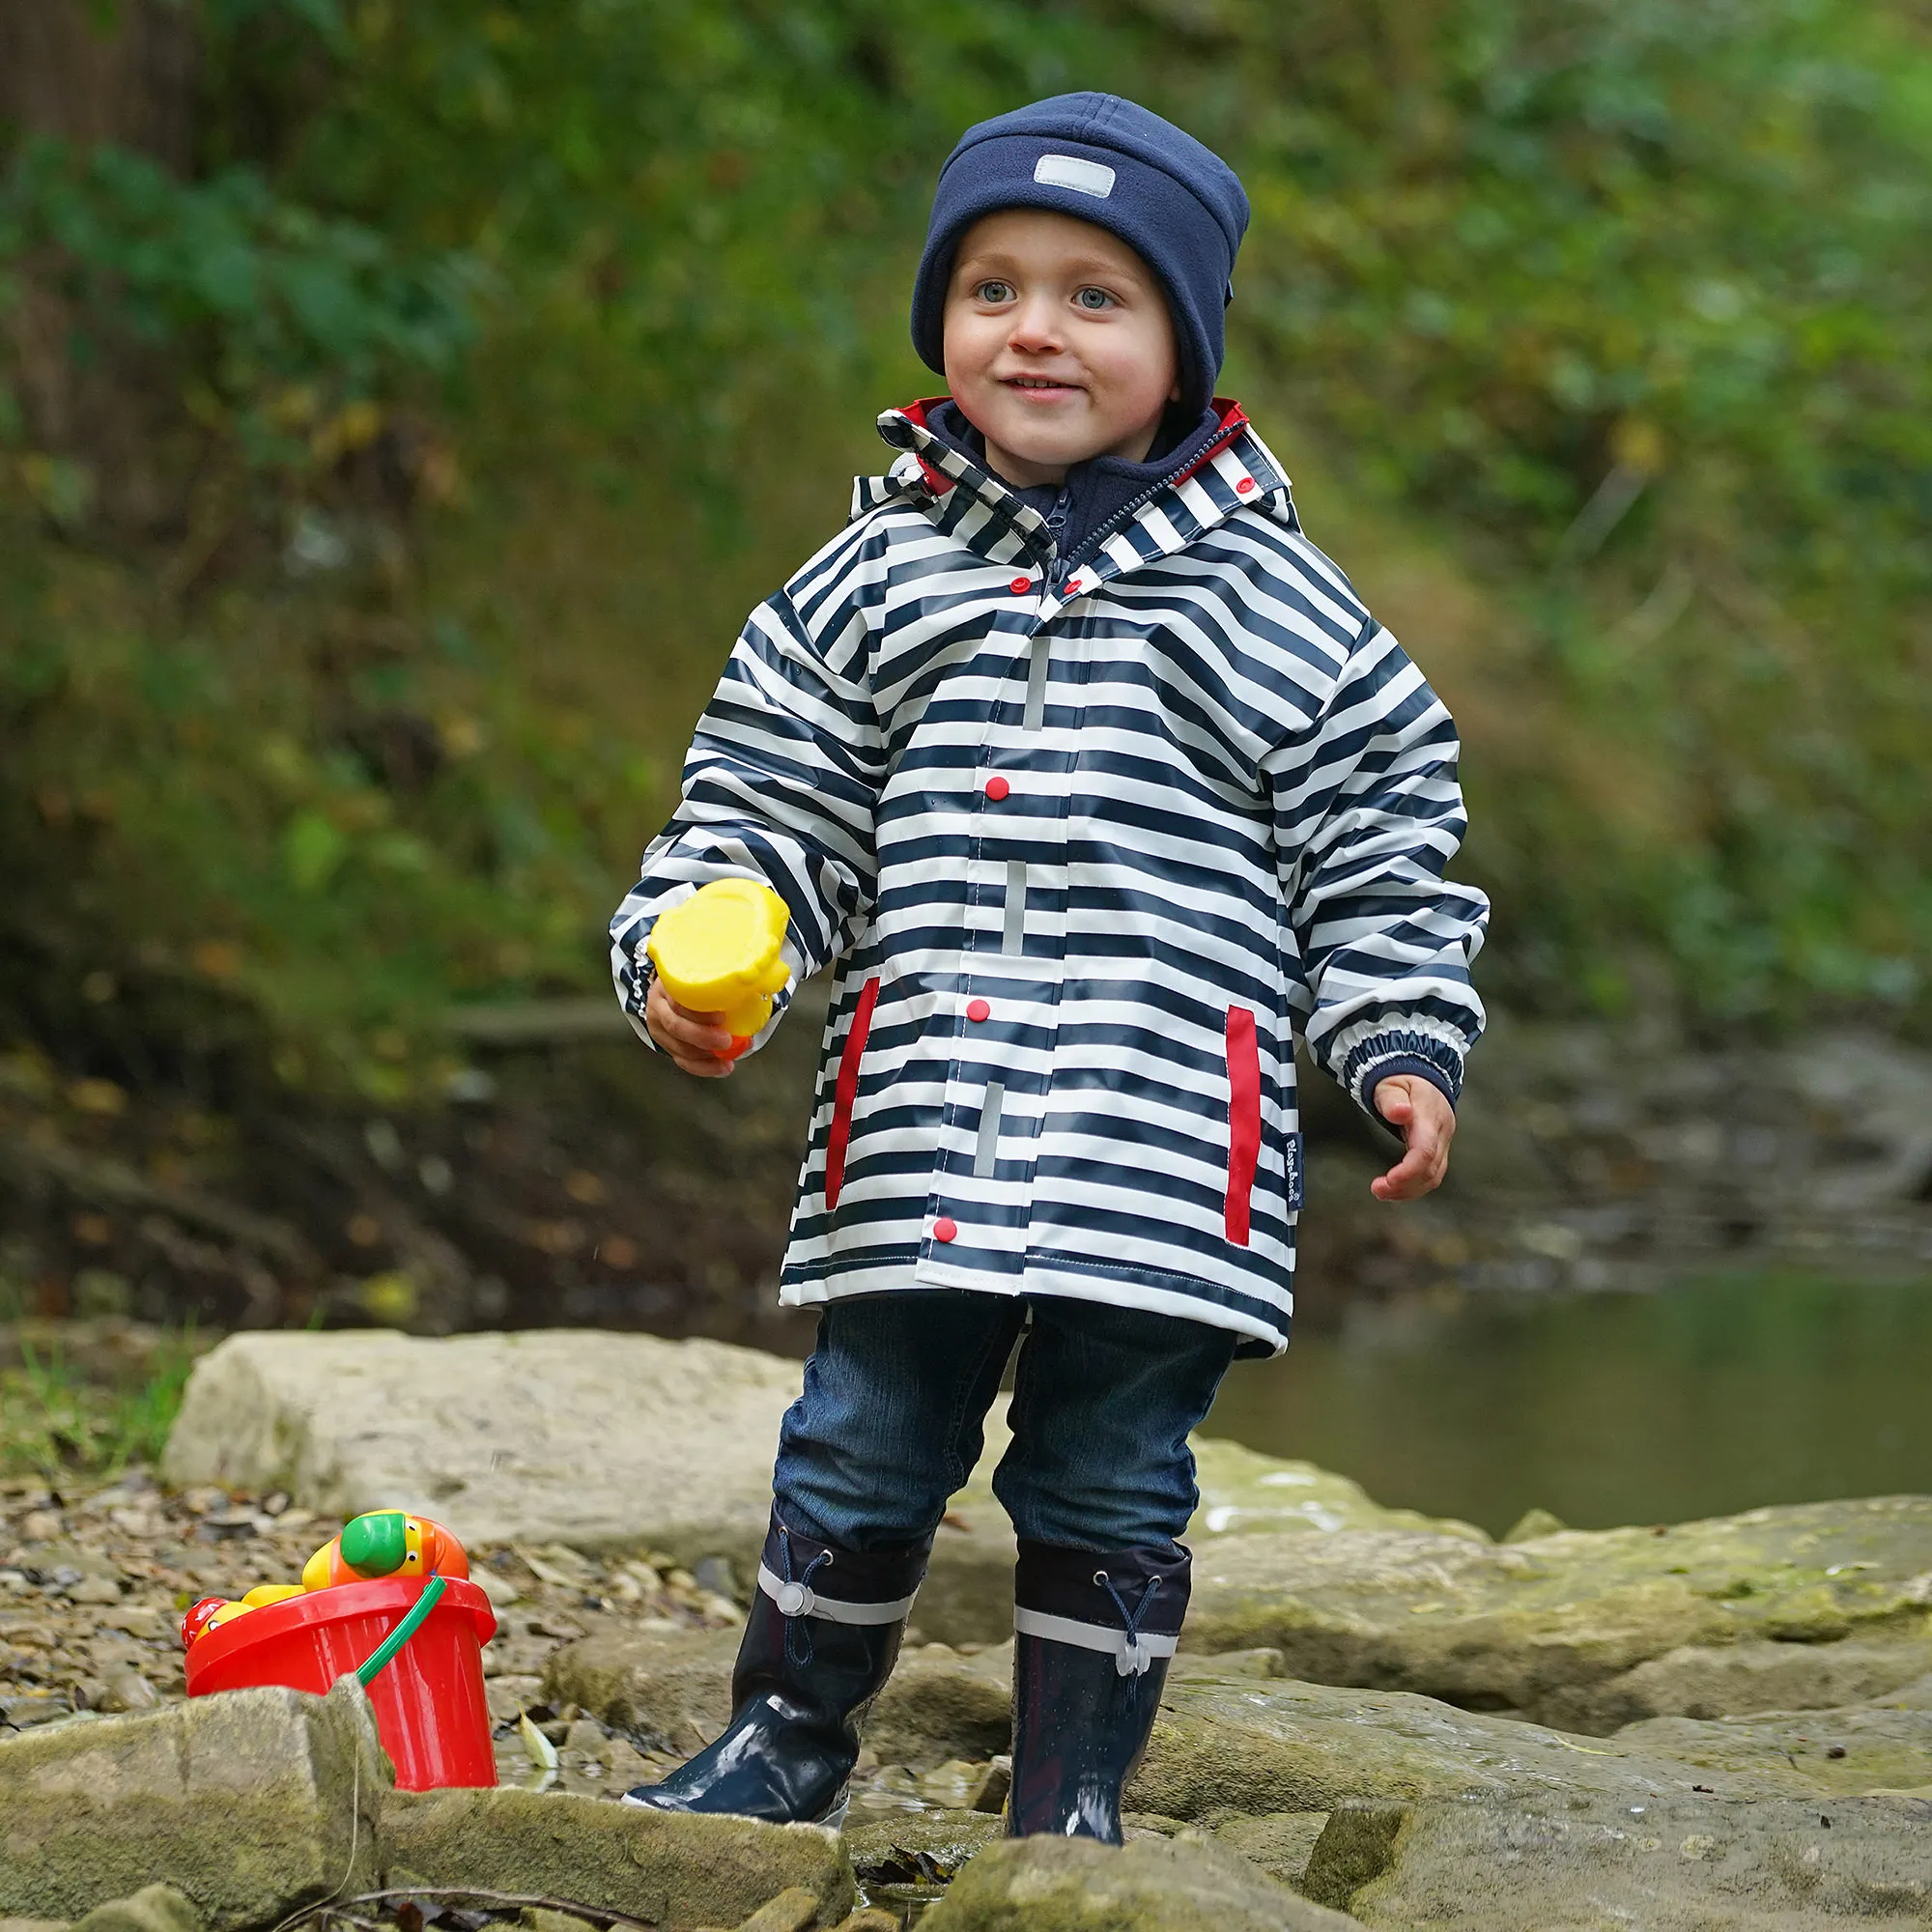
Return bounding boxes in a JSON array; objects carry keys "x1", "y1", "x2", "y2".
[{"x1": 772, "y1": 1292, "x2": 1238, "y2": 1555}]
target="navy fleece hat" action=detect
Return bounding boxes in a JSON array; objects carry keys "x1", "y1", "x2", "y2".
[{"x1": 911, "y1": 93, "x2": 1249, "y2": 415}]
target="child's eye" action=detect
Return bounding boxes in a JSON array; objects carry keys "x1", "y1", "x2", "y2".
[
  {"x1": 975, "y1": 279, "x2": 1016, "y2": 305},
  {"x1": 1074, "y1": 286, "x2": 1117, "y2": 311}
]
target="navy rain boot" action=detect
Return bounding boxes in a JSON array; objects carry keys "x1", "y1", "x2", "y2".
[
  {"x1": 1007, "y1": 1539, "x2": 1190, "y2": 1842},
  {"x1": 621, "y1": 1512, "x2": 926, "y2": 1827}
]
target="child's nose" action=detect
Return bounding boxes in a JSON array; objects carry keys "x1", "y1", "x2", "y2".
[{"x1": 1007, "y1": 294, "x2": 1064, "y2": 354}]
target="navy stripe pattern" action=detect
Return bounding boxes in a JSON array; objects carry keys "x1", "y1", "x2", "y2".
[{"x1": 611, "y1": 401, "x2": 1489, "y2": 1352}]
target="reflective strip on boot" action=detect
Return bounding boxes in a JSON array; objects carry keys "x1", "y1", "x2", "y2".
[
  {"x1": 1012, "y1": 1606, "x2": 1179, "y2": 1677},
  {"x1": 756, "y1": 1562, "x2": 919, "y2": 1625}
]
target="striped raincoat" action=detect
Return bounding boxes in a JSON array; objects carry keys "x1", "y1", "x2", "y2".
[{"x1": 611, "y1": 401, "x2": 1489, "y2": 1353}]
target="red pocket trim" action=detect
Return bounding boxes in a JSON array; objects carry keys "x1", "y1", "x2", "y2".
[
  {"x1": 825, "y1": 976, "x2": 881, "y2": 1210},
  {"x1": 1225, "y1": 1006, "x2": 1260, "y2": 1246}
]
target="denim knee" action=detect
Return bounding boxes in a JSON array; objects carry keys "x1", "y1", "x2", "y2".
[
  {"x1": 992, "y1": 1300, "x2": 1237, "y2": 1552},
  {"x1": 772, "y1": 1292, "x2": 1024, "y2": 1550}
]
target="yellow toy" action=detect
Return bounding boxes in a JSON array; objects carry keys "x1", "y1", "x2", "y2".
[
  {"x1": 645, "y1": 878, "x2": 790, "y2": 1059},
  {"x1": 242, "y1": 1583, "x2": 306, "y2": 1609},
  {"x1": 301, "y1": 1511, "x2": 469, "y2": 1592},
  {"x1": 180, "y1": 1584, "x2": 301, "y2": 1647}
]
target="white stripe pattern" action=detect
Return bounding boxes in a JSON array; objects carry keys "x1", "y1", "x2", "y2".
[{"x1": 611, "y1": 401, "x2": 1489, "y2": 1352}]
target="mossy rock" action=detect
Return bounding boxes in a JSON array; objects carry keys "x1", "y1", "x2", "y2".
[
  {"x1": 0, "y1": 1680, "x2": 384, "y2": 1926},
  {"x1": 1124, "y1": 1669, "x2": 1819, "y2": 1824},
  {"x1": 1185, "y1": 1497, "x2": 1932, "y2": 1730},
  {"x1": 916, "y1": 1833, "x2": 1365, "y2": 1930},
  {"x1": 380, "y1": 1787, "x2": 854, "y2": 1928},
  {"x1": 1617, "y1": 1697, "x2": 1932, "y2": 1799},
  {"x1": 1547, "y1": 1635, "x2": 1932, "y2": 1733},
  {"x1": 841, "y1": 1807, "x2": 1005, "y2": 1884},
  {"x1": 1333, "y1": 1792, "x2": 1932, "y2": 1928}
]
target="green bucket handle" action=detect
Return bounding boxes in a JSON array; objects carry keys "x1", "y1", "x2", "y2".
[{"x1": 355, "y1": 1573, "x2": 448, "y2": 1688}]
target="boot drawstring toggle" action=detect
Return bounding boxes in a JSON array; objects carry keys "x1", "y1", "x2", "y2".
[
  {"x1": 776, "y1": 1524, "x2": 833, "y2": 1667},
  {"x1": 1095, "y1": 1570, "x2": 1162, "y2": 1678}
]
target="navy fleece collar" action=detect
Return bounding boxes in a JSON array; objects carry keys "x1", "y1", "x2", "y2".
[{"x1": 922, "y1": 398, "x2": 1226, "y2": 575}]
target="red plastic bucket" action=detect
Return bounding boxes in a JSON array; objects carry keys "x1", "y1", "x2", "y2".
[{"x1": 185, "y1": 1577, "x2": 498, "y2": 1790}]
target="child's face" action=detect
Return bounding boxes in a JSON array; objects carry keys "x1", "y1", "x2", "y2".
[{"x1": 942, "y1": 210, "x2": 1180, "y2": 489}]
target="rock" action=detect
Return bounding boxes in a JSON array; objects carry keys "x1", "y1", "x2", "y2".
[
  {"x1": 161, "y1": 1331, "x2": 1487, "y2": 1647},
  {"x1": 1784, "y1": 1029, "x2": 1932, "y2": 1208},
  {"x1": 1548, "y1": 1634, "x2": 1932, "y2": 1733},
  {"x1": 917, "y1": 1414, "x2": 1486, "y2": 1647},
  {"x1": 0, "y1": 1920, "x2": 69, "y2": 1932},
  {"x1": 1326, "y1": 1791, "x2": 1932, "y2": 1928},
  {"x1": 917, "y1": 1833, "x2": 1367, "y2": 1930},
  {"x1": 542, "y1": 1622, "x2": 737, "y2": 1756},
  {"x1": 1123, "y1": 1668, "x2": 1816, "y2": 1825},
  {"x1": 1502, "y1": 1508, "x2": 1566, "y2": 1542},
  {"x1": 1213, "y1": 1811, "x2": 1331, "y2": 1889},
  {"x1": 1617, "y1": 1699, "x2": 1932, "y2": 1798},
  {"x1": 95, "y1": 1672, "x2": 160, "y2": 1716},
  {"x1": 1183, "y1": 1437, "x2": 1487, "y2": 1545},
  {"x1": 160, "y1": 1329, "x2": 804, "y2": 1565},
  {"x1": 1184, "y1": 1497, "x2": 1932, "y2": 1730},
  {"x1": 842, "y1": 1808, "x2": 1005, "y2": 1886},
  {"x1": 543, "y1": 1624, "x2": 1014, "y2": 1776},
  {"x1": 378, "y1": 1786, "x2": 855, "y2": 1929},
  {"x1": 729, "y1": 1888, "x2": 822, "y2": 1932},
  {"x1": 867, "y1": 1645, "x2": 1013, "y2": 1771},
  {"x1": 826, "y1": 1914, "x2": 898, "y2": 1932},
  {"x1": 0, "y1": 1677, "x2": 385, "y2": 1925},
  {"x1": 71, "y1": 1889, "x2": 202, "y2": 1932},
  {"x1": 518, "y1": 1913, "x2": 598, "y2": 1932}
]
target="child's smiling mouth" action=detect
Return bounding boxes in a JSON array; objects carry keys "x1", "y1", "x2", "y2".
[{"x1": 1002, "y1": 375, "x2": 1084, "y2": 400}]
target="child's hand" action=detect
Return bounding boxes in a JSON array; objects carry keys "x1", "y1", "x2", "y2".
[
  {"x1": 1370, "y1": 1076, "x2": 1455, "y2": 1201},
  {"x1": 644, "y1": 976, "x2": 738, "y2": 1078}
]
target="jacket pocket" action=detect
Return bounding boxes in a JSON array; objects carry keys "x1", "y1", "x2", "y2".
[
  {"x1": 1225, "y1": 1005, "x2": 1260, "y2": 1245},
  {"x1": 825, "y1": 976, "x2": 881, "y2": 1211}
]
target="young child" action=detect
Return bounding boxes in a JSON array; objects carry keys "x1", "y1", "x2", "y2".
[{"x1": 610, "y1": 93, "x2": 1488, "y2": 1839}]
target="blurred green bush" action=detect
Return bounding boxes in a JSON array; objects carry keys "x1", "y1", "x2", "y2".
[{"x1": 2, "y1": 0, "x2": 1927, "y2": 1101}]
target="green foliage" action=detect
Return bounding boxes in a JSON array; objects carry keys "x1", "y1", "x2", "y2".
[
  {"x1": 0, "y1": 132, "x2": 478, "y2": 479},
  {"x1": 1, "y1": 0, "x2": 1929, "y2": 1093},
  {"x1": 0, "y1": 1332, "x2": 197, "y2": 1480}
]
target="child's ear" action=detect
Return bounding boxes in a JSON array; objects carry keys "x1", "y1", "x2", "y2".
[{"x1": 1168, "y1": 379, "x2": 1182, "y2": 402}]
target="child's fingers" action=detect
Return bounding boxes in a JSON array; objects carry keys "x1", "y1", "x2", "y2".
[
  {"x1": 645, "y1": 979, "x2": 737, "y2": 1067},
  {"x1": 668, "y1": 1045, "x2": 736, "y2": 1079},
  {"x1": 1371, "y1": 1141, "x2": 1441, "y2": 1201},
  {"x1": 1370, "y1": 1077, "x2": 1454, "y2": 1201}
]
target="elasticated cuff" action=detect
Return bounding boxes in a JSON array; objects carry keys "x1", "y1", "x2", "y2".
[
  {"x1": 1358, "y1": 1054, "x2": 1457, "y2": 1131},
  {"x1": 1339, "y1": 1028, "x2": 1463, "y2": 1131}
]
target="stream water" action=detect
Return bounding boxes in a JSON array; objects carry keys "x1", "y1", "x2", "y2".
[{"x1": 1207, "y1": 1269, "x2": 1932, "y2": 1538}]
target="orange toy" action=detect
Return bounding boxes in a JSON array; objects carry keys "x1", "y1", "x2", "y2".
[{"x1": 301, "y1": 1511, "x2": 469, "y2": 1593}]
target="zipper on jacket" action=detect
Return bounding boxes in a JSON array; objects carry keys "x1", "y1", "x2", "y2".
[
  {"x1": 1053, "y1": 421, "x2": 1247, "y2": 592},
  {"x1": 1044, "y1": 486, "x2": 1070, "y2": 573}
]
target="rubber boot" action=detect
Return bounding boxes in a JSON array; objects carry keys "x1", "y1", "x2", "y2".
[
  {"x1": 1007, "y1": 1539, "x2": 1190, "y2": 1843},
  {"x1": 621, "y1": 1512, "x2": 926, "y2": 1827}
]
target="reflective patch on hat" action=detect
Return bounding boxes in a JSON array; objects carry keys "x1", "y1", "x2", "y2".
[{"x1": 1034, "y1": 154, "x2": 1115, "y2": 199}]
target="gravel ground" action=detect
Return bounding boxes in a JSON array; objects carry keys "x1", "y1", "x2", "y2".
[
  {"x1": 0, "y1": 1467, "x2": 1007, "y2": 1819},
  {"x1": 0, "y1": 1465, "x2": 744, "y2": 1788}
]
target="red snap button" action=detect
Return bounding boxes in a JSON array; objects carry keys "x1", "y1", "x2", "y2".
[
  {"x1": 984, "y1": 776, "x2": 1010, "y2": 802},
  {"x1": 1009, "y1": 576, "x2": 1031, "y2": 594},
  {"x1": 966, "y1": 998, "x2": 990, "y2": 1023},
  {"x1": 1236, "y1": 476, "x2": 1257, "y2": 495},
  {"x1": 1065, "y1": 576, "x2": 1084, "y2": 595},
  {"x1": 933, "y1": 1217, "x2": 957, "y2": 1243}
]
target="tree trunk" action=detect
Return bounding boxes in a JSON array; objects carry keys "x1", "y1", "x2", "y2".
[
  {"x1": 1, "y1": 0, "x2": 204, "y2": 535},
  {"x1": 0, "y1": 0, "x2": 200, "y2": 167}
]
